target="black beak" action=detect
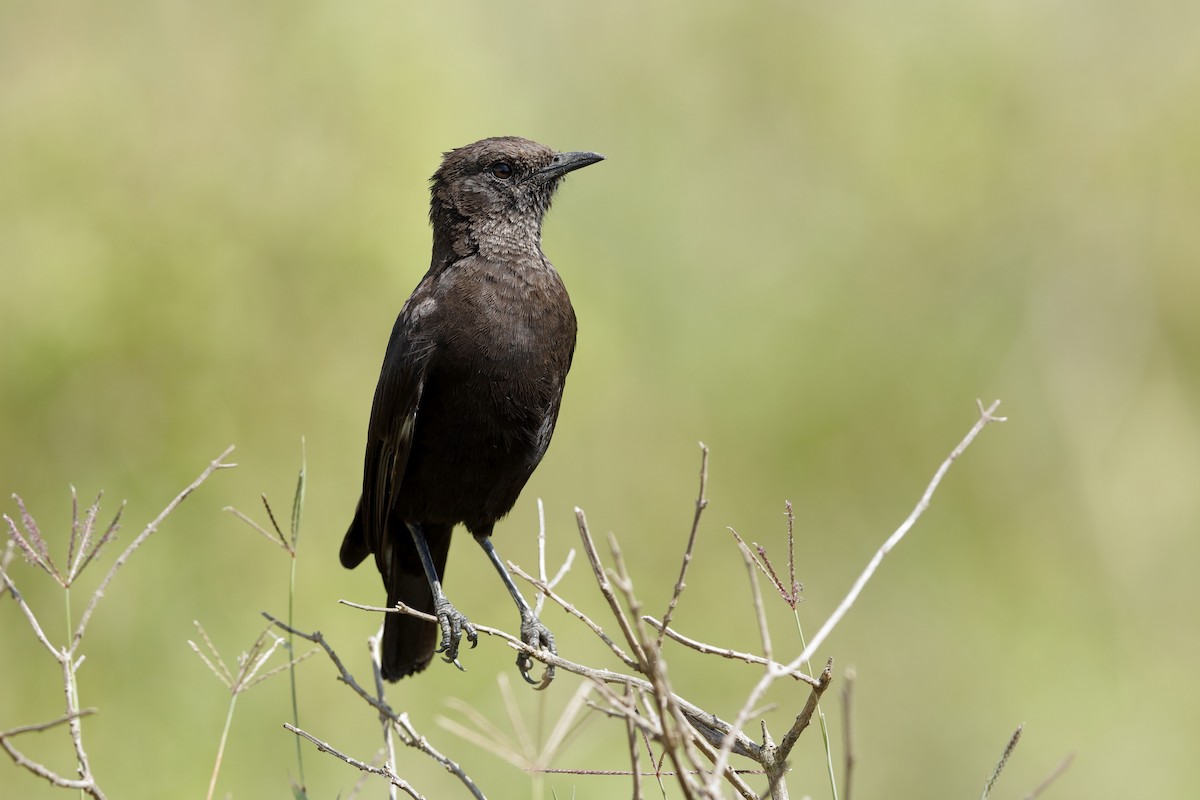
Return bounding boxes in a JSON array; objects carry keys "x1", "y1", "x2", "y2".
[{"x1": 533, "y1": 150, "x2": 605, "y2": 183}]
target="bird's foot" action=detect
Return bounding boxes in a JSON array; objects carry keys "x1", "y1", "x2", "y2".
[
  {"x1": 516, "y1": 614, "x2": 556, "y2": 689},
  {"x1": 433, "y1": 596, "x2": 478, "y2": 669}
]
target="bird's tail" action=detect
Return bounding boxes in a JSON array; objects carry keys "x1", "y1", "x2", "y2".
[
  {"x1": 382, "y1": 523, "x2": 451, "y2": 681},
  {"x1": 339, "y1": 501, "x2": 370, "y2": 569}
]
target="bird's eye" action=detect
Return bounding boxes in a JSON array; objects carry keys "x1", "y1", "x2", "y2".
[{"x1": 490, "y1": 161, "x2": 513, "y2": 180}]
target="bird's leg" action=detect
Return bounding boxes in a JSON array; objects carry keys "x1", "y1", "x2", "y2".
[
  {"x1": 410, "y1": 523, "x2": 477, "y2": 668},
  {"x1": 474, "y1": 534, "x2": 557, "y2": 687}
]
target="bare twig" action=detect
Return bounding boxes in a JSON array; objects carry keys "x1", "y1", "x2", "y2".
[
  {"x1": 529, "y1": 498, "x2": 576, "y2": 616},
  {"x1": 0, "y1": 568, "x2": 59, "y2": 656},
  {"x1": 75, "y1": 445, "x2": 237, "y2": 646},
  {"x1": 285, "y1": 723, "x2": 425, "y2": 800},
  {"x1": 345, "y1": 747, "x2": 389, "y2": 800},
  {"x1": 607, "y1": 534, "x2": 708, "y2": 799},
  {"x1": 795, "y1": 400, "x2": 1005, "y2": 669},
  {"x1": 704, "y1": 401, "x2": 1005, "y2": 793},
  {"x1": 0, "y1": 709, "x2": 97, "y2": 739},
  {"x1": 0, "y1": 736, "x2": 103, "y2": 796},
  {"x1": 340, "y1": 600, "x2": 762, "y2": 761},
  {"x1": 656, "y1": 443, "x2": 709, "y2": 651},
  {"x1": 735, "y1": 537, "x2": 773, "y2": 662},
  {"x1": 263, "y1": 614, "x2": 485, "y2": 800},
  {"x1": 625, "y1": 683, "x2": 643, "y2": 800},
  {"x1": 642, "y1": 617, "x2": 819, "y2": 685},
  {"x1": 575, "y1": 508, "x2": 648, "y2": 667},
  {"x1": 778, "y1": 660, "x2": 833, "y2": 757},
  {"x1": 365, "y1": 628, "x2": 398, "y2": 800},
  {"x1": 0, "y1": 450, "x2": 235, "y2": 800}
]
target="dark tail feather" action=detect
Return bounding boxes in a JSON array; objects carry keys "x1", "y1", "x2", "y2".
[
  {"x1": 339, "y1": 500, "x2": 370, "y2": 569},
  {"x1": 381, "y1": 523, "x2": 451, "y2": 681}
]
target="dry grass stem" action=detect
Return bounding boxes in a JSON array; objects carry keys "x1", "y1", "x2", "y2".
[
  {"x1": 981, "y1": 724, "x2": 1023, "y2": 800},
  {"x1": 1023, "y1": 752, "x2": 1076, "y2": 799},
  {"x1": 842, "y1": 666, "x2": 857, "y2": 800},
  {"x1": 0, "y1": 448, "x2": 235, "y2": 800}
]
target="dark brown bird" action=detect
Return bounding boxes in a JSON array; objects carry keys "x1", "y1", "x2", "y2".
[{"x1": 340, "y1": 136, "x2": 603, "y2": 682}]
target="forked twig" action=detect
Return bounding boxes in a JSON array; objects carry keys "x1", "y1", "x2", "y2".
[
  {"x1": 75, "y1": 446, "x2": 237, "y2": 646},
  {"x1": 703, "y1": 400, "x2": 1006, "y2": 792},
  {"x1": 285, "y1": 723, "x2": 425, "y2": 799},
  {"x1": 656, "y1": 443, "x2": 709, "y2": 651},
  {"x1": 263, "y1": 613, "x2": 485, "y2": 800}
]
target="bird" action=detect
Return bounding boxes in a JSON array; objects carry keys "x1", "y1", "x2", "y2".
[{"x1": 340, "y1": 136, "x2": 604, "y2": 683}]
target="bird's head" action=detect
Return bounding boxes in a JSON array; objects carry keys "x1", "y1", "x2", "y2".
[{"x1": 429, "y1": 136, "x2": 604, "y2": 261}]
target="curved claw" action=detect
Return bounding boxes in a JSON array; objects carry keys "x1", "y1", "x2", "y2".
[
  {"x1": 433, "y1": 597, "x2": 478, "y2": 668},
  {"x1": 516, "y1": 615, "x2": 557, "y2": 689}
]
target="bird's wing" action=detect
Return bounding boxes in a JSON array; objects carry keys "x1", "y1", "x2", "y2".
[{"x1": 358, "y1": 284, "x2": 438, "y2": 584}]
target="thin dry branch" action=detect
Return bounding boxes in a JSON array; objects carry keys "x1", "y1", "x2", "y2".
[
  {"x1": 325, "y1": 401, "x2": 1005, "y2": 799},
  {"x1": 703, "y1": 400, "x2": 1006, "y2": 792},
  {"x1": 624, "y1": 683, "x2": 643, "y2": 800},
  {"x1": 735, "y1": 537, "x2": 773, "y2": 662},
  {"x1": 285, "y1": 723, "x2": 425, "y2": 800},
  {"x1": 0, "y1": 708, "x2": 104, "y2": 798},
  {"x1": 777, "y1": 660, "x2": 833, "y2": 757},
  {"x1": 74, "y1": 445, "x2": 237, "y2": 646},
  {"x1": 641, "y1": 617, "x2": 819, "y2": 686},
  {"x1": 794, "y1": 399, "x2": 1005, "y2": 669},
  {"x1": 655, "y1": 442, "x2": 709, "y2": 651},
  {"x1": 340, "y1": 600, "x2": 763, "y2": 761},
  {"x1": 0, "y1": 738, "x2": 103, "y2": 796},
  {"x1": 528, "y1": 497, "x2": 575, "y2": 617},
  {"x1": 263, "y1": 613, "x2": 485, "y2": 800},
  {"x1": 366, "y1": 628, "x2": 399, "y2": 800},
  {"x1": 0, "y1": 568, "x2": 59, "y2": 656},
  {"x1": 607, "y1": 532, "x2": 709, "y2": 798},
  {"x1": 0, "y1": 709, "x2": 97, "y2": 739},
  {"x1": 575, "y1": 508, "x2": 649, "y2": 668}
]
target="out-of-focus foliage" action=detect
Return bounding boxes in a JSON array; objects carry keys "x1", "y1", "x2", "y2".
[{"x1": 2, "y1": 0, "x2": 1197, "y2": 797}]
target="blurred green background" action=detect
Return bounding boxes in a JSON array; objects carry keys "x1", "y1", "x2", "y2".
[{"x1": 3, "y1": 0, "x2": 1198, "y2": 797}]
